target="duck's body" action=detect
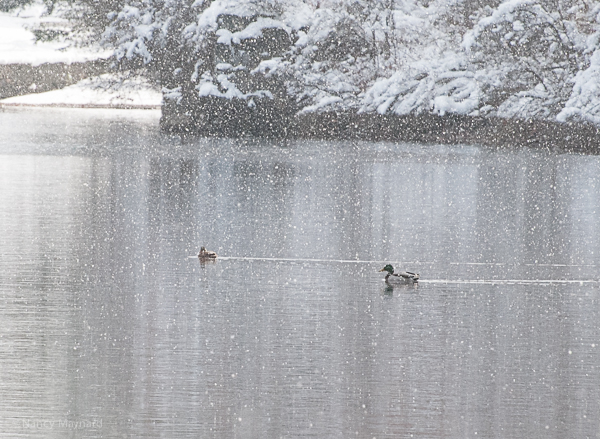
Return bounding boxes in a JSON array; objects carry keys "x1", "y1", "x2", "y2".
[
  {"x1": 198, "y1": 246, "x2": 218, "y2": 259},
  {"x1": 379, "y1": 264, "x2": 419, "y2": 283}
]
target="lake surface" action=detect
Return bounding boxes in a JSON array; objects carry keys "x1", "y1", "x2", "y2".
[{"x1": 1, "y1": 107, "x2": 600, "y2": 438}]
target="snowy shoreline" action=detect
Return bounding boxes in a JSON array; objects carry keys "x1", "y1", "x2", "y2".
[
  {"x1": 162, "y1": 109, "x2": 600, "y2": 153},
  {"x1": 3, "y1": 0, "x2": 600, "y2": 151},
  {"x1": 0, "y1": 73, "x2": 162, "y2": 108},
  {"x1": 2, "y1": 96, "x2": 599, "y2": 152},
  {"x1": 0, "y1": 4, "x2": 110, "y2": 66},
  {"x1": 0, "y1": 102, "x2": 160, "y2": 109}
]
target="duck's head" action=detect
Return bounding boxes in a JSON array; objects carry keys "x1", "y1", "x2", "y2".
[
  {"x1": 200, "y1": 246, "x2": 206, "y2": 252},
  {"x1": 379, "y1": 264, "x2": 394, "y2": 275}
]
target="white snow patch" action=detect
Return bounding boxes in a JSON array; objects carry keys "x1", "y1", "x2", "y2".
[
  {"x1": 252, "y1": 58, "x2": 283, "y2": 76},
  {"x1": 0, "y1": 74, "x2": 161, "y2": 108},
  {"x1": 197, "y1": 75, "x2": 273, "y2": 101},
  {"x1": 193, "y1": 0, "x2": 260, "y2": 30},
  {"x1": 362, "y1": 52, "x2": 479, "y2": 116},
  {"x1": 0, "y1": 3, "x2": 110, "y2": 65},
  {"x1": 558, "y1": 50, "x2": 600, "y2": 124},
  {"x1": 299, "y1": 95, "x2": 342, "y2": 114},
  {"x1": 463, "y1": 0, "x2": 536, "y2": 53},
  {"x1": 163, "y1": 86, "x2": 182, "y2": 103},
  {"x1": 216, "y1": 18, "x2": 288, "y2": 45}
]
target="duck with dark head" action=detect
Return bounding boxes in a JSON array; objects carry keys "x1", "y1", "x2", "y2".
[
  {"x1": 198, "y1": 246, "x2": 218, "y2": 259},
  {"x1": 379, "y1": 264, "x2": 419, "y2": 284}
]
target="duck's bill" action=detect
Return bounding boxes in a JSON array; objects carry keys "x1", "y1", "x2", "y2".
[{"x1": 378, "y1": 268, "x2": 386, "y2": 272}]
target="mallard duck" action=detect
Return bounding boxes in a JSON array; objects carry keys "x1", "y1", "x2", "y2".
[
  {"x1": 198, "y1": 246, "x2": 217, "y2": 259},
  {"x1": 379, "y1": 264, "x2": 419, "y2": 283}
]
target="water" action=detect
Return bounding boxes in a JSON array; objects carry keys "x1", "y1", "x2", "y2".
[{"x1": 1, "y1": 107, "x2": 600, "y2": 438}]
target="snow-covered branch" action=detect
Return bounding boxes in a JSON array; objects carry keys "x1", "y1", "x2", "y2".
[{"x1": 63, "y1": 0, "x2": 600, "y2": 125}]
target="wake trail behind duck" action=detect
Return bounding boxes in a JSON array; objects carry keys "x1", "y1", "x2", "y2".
[
  {"x1": 418, "y1": 279, "x2": 599, "y2": 285},
  {"x1": 189, "y1": 257, "x2": 599, "y2": 283},
  {"x1": 189, "y1": 255, "x2": 600, "y2": 269}
]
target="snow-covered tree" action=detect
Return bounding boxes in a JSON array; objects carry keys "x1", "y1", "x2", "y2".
[
  {"x1": 359, "y1": 0, "x2": 481, "y2": 117},
  {"x1": 52, "y1": 0, "x2": 600, "y2": 128},
  {"x1": 0, "y1": 0, "x2": 35, "y2": 12},
  {"x1": 464, "y1": 0, "x2": 595, "y2": 119}
]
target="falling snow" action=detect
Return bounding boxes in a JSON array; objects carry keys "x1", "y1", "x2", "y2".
[{"x1": 2, "y1": 1, "x2": 600, "y2": 438}]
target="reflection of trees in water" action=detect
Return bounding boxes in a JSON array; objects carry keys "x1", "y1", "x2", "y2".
[
  {"x1": 59, "y1": 154, "x2": 140, "y2": 431},
  {"x1": 475, "y1": 151, "x2": 527, "y2": 265},
  {"x1": 231, "y1": 160, "x2": 296, "y2": 258},
  {"x1": 566, "y1": 157, "x2": 600, "y2": 265},
  {"x1": 9, "y1": 123, "x2": 600, "y2": 438},
  {"x1": 68, "y1": 138, "x2": 600, "y2": 439},
  {"x1": 323, "y1": 147, "x2": 372, "y2": 260},
  {"x1": 475, "y1": 150, "x2": 571, "y2": 267},
  {"x1": 521, "y1": 152, "x2": 568, "y2": 264},
  {"x1": 371, "y1": 149, "x2": 479, "y2": 265},
  {"x1": 148, "y1": 157, "x2": 199, "y2": 224},
  {"x1": 80, "y1": 142, "x2": 599, "y2": 274}
]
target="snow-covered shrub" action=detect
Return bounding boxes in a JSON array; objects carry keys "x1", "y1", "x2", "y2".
[
  {"x1": 558, "y1": 49, "x2": 600, "y2": 124},
  {"x1": 100, "y1": 0, "x2": 296, "y2": 119},
  {"x1": 0, "y1": 0, "x2": 35, "y2": 12},
  {"x1": 464, "y1": 0, "x2": 592, "y2": 119},
  {"x1": 355, "y1": 0, "x2": 482, "y2": 117},
  {"x1": 55, "y1": 0, "x2": 600, "y2": 128},
  {"x1": 557, "y1": 4, "x2": 600, "y2": 124},
  {"x1": 361, "y1": 53, "x2": 480, "y2": 116},
  {"x1": 273, "y1": 0, "x2": 458, "y2": 114}
]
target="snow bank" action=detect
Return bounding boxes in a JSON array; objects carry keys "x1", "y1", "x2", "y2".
[
  {"x1": 0, "y1": 74, "x2": 161, "y2": 108},
  {"x1": 0, "y1": 3, "x2": 110, "y2": 65}
]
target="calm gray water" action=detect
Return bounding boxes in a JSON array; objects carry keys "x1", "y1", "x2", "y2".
[{"x1": 1, "y1": 107, "x2": 600, "y2": 438}]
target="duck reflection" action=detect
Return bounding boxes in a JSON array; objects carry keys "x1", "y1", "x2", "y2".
[
  {"x1": 198, "y1": 246, "x2": 218, "y2": 259},
  {"x1": 382, "y1": 281, "x2": 419, "y2": 296}
]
